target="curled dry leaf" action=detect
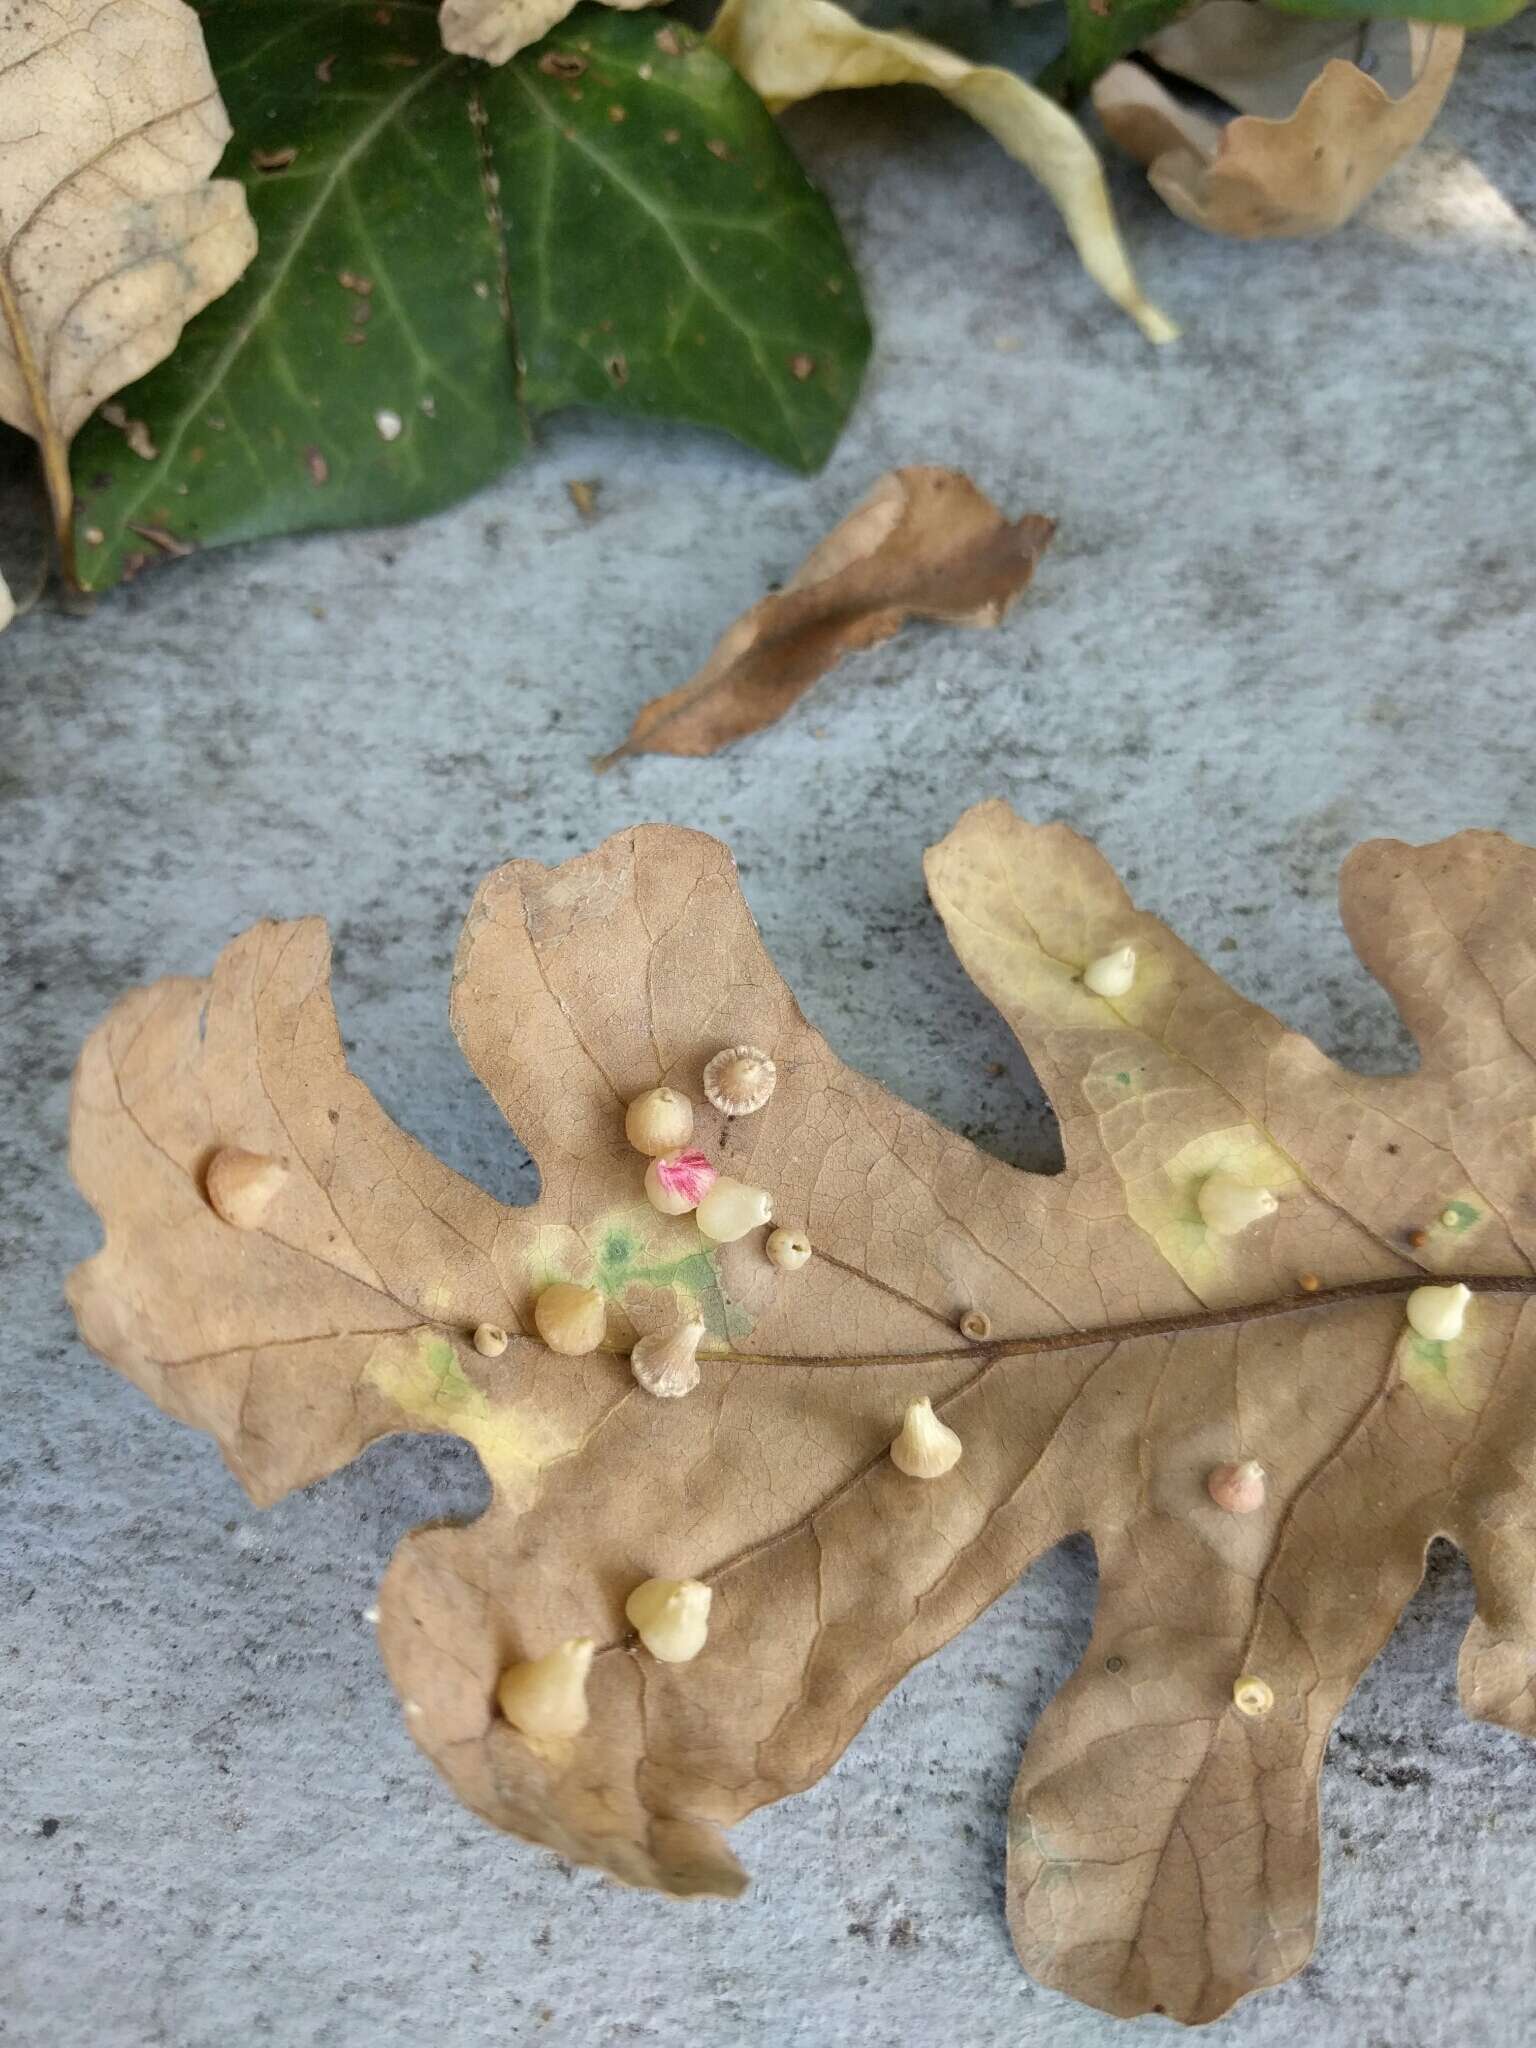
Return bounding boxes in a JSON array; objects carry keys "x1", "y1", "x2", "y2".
[
  {"x1": 0, "y1": 570, "x2": 13, "y2": 634},
  {"x1": 598, "y1": 467, "x2": 1054, "y2": 764},
  {"x1": 1147, "y1": 5, "x2": 1395, "y2": 113},
  {"x1": 0, "y1": 0, "x2": 256, "y2": 602},
  {"x1": 439, "y1": 0, "x2": 654, "y2": 66},
  {"x1": 708, "y1": 0, "x2": 1177, "y2": 343},
  {"x1": 1094, "y1": 6, "x2": 1463, "y2": 237},
  {"x1": 68, "y1": 812, "x2": 1536, "y2": 2022}
]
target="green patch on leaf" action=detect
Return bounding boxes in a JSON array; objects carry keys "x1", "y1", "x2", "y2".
[
  {"x1": 1410, "y1": 1335, "x2": 1450, "y2": 1376},
  {"x1": 561, "y1": 1210, "x2": 751, "y2": 1342},
  {"x1": 421, "y1": 1337, "x2": 489, "y2": 1415},
  {"x1": 1440, "y1": 1201, "x2": 1480, "y2": 1233},
  {"x1": 69, "y1": 4, "x2": 869, "y2": 592},
  {"x1": 632, "y1": 1246, "x2": 751, "y2": 1341},
  {"x1": 597, "y1": 1228, "x2": 639, "y2": 1282}
]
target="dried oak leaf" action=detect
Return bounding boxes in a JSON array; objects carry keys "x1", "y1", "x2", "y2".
[
  {"x1": 599, "y1": 467, "x2": 1054, "y2": 764},
  {"x1": 439, "y1": 0, "x2": 655, "y2": 65},
  {"x1": 67, "y1": 808, "x2": 1536, "y2": 2024},
  {"x1": 0, "y1": 0, "x2": 256, "y2": 602},
  {"x1": 1094, "y1": 7, "x2": 1462, "y2": 238}
]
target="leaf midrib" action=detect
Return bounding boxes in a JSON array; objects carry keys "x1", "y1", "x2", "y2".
[
  {"x1": 158, "y1": 1271, "x2": 1536, "y2": 1378},
  {"x1": 574, "y1": 1268, "x2": 1536, "y2": 1670},
  {"x1": 716, "y1": 1271, "x2": 1536, "y2": 1368}
]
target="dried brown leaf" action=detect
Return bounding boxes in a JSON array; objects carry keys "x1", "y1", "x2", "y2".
[
  {"x1": 566, "y1": 477, "x2": 602, "y2": 521},
  {"x1": 0, "y1": 0, "x2": 256, "y2": 600},
  {"x1": 1095, "y1": 8, "x2": 1462, "y2": 238},
  {"x1": 68, "y1": 810, "x2": 1536, "y2": 2022},
  {"x1": 598, "y1": 468, "x2": 1054, "y2": 765},
  {"x1": 1146, "y1": 6, "x2": 1382, "y2": 118}
]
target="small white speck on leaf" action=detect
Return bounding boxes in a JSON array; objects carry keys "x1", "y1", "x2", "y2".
[{"x1": 374, "y1": 410, "x2": 403, "y2": 442}]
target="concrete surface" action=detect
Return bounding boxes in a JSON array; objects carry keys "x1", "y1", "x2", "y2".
[{"x1": 5, "y1": 16, "x2": 1536, "y2": 2045}]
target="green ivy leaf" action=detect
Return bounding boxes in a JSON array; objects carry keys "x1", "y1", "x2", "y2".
[
  {"x1": 1266, "y1": 0, "x2": 1526, "y2": 24},
  {"x1": 502, "y1": 26, "x2": 867, "y2": 462},
  {"x1": 70, "y1": 3, "x2": 869, "y2": 594},
  {"x1": 1044, "y1": 0, "x2": 1193, "y2": 101}
]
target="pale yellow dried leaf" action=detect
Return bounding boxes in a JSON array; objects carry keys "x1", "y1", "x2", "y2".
[
  {"x1": 708, "y1": 0, "x2": 1177, "y2": 343},
  {"x1": 1094, "y1": 10, "x2": 1463, "y2": 238},
  {"x1": 0, "y1": 0, "x2": 256, "y2": 438},
  {"x1": 1092, "y1": 65, "x2": 1223, "y2": 184},
  {"x1": 67, "y1": 812, "x2": 1536, "y2": 2022},
  {"x1": 0, "y1": 568, "x2": 14, "y2": 634},
  {"x1": 439, "y1": 0, "x2": 655, "y2": 66},
  {"x1": 0, "y1": 0, "x2": 255, "y2": 571}
]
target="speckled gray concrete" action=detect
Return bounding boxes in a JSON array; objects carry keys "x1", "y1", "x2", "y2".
[{"x1": 5, "y1": 20, "x2": 1536, "y2": 2046}]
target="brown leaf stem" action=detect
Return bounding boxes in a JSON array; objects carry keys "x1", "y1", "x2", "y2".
[
  {"x1": 0, "y1": 266, "x2": 79, "y2": 590},
  {"x1": 717, "y1": 1272, "x2": 1536, "y2": 1371}
]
